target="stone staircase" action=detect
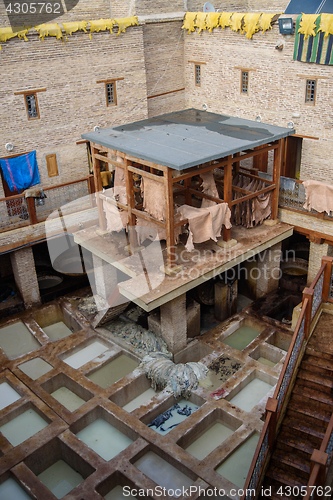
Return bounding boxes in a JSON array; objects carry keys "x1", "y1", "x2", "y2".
[{"x1": 259, "y1": 349, "x2": 333, "y2": 499}]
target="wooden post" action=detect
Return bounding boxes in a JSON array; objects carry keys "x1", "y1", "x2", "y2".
[
  {"x1": 223, "y1": 155, "x2": 232, "y2": 242},
  {"x1": 165, "y1": 167, "x2": 176, "y2": 270},
  {"x1": 321, "y1": 256, "x2": 333, "y2": 303},
  {"x1": 310, "y1": 449, "x2": 328, "y2": 486},
  {"x1": 303, "y1": 287, "x2": 314, "y2": 340},
  {"x1": 272, "y1": 138, "x2": 284, "y2": 220},
  {"x1": 233, "y1": 152, "x2": 241, "y2": 175},
  {"x1": 253, "y1": 144, "x2": 268, "y2": 172},
  {"x1": 124, "y1": 159, "x2": 138, "y2": 250},
  {"x1": 266, "y1": 397, "x2": 278, "y2": 450},
  {"x1": 91, "y1": 144, "x2": 106, "y2": 231},
  {"x1": 26, "y1": 197, "x2": 37, "y2": 225},
  {"x1": 184, "y1": 177, "x2": 192, "y2": 205},
  {"x1": 87, "y1": 175, "x2": 96, "y2": 207}
]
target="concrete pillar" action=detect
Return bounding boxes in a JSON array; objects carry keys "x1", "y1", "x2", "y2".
[
  {"x1": 307, "y1": 241, "x2": 329, "y2": 286},
  {"x1": 160, "y1": 293, "x2": 187, "y2": 354},
  {"x1": 92, "y1": 254, "x2": 118, "y2": 300},
  {"x1": 256, "y1": 242, "x2": 282, "y2": 299},
  {"x1": 10, "y1": 247, "x2": 41, "y2": 308}
]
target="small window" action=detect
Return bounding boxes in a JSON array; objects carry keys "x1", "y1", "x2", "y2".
[
  {"x1": 305, "y1": 79, "x2": 316, "y2": 103},
  {"x1": 25, "y1": 93, "x2": 39, "y2": 120},
  {"x1": 195, "y1": 64, "x2": 201, "y2": 86},
  {"x1": 241, "y1": 71, "x2": 249, "y2": 94},
  {"x1": 105, "y1": 81, "x2": 117, "y2": 106}
]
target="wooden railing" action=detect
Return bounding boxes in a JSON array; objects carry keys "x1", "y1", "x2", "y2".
[
  {"x1": 241, "y1": 256, "x2": 333, "y2": 500},
  {"x1": 0, "y1": 175, "x2": 95, "y2": 233}
]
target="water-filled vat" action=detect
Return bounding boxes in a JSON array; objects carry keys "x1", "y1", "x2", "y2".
[
  {"x1": 134, "y1": 452, "x2": 193, "y2": 496},
  {"x1": 51, "y1": 387, "x2": 86, "y2": 412},
  {"x1": 37, "y1": 460, "x2": 84, "y2": 499},
  {"x1": 42, "y1": 321, "x2": 72, "y2": 341},
  {"x1": 0, "y1": 382, "x2": 21, "y2": 410},
  {"x1": 0, "y1": 478, "x2": 32, "y2": 500},
  {"x1": 0, "y1": 408, "x2": 48, "y2": 446},
  {"x1": 229, "y1": 378, "x2": 273, "y2": 412},
  {"x1": 38, "y1": 275, "x2": 63, "y2": 290},
  {"x1": 223, "y1": 326, "x2": 261, "y2": 351},
  {"x1": 123, "y1": 388, "x2": 157, "y2": 412},
  {"x1": 199, "y1": 356, "x2": 243, "y2": 391},
  {"x1": 215, "y1": 433, "x2": 260, "y2": 488},
  {"x1": 62, "y1": 341, "x2": 109, "y2": 369},
  {"x1": 18, "y1": 358, "x2": 53, "y2": 380},
  {"x1": 148, "y1": 400, "x2": 199, "y2": 436},
  {"x1": 185, "y1": 422, "x2": 234, "y2": 460},
  {"x1": 0, "y1": 322, "x2": 40, "y2": 359},
  {"x1": 87, "y1": 355, "x2": 139, "y2": 389},
  {"x1": 76, "y1": 419, "x2": 133, "y2": 460},
  {"x1": 257, "y1": 357, "x2": 276, "y2": 367}
]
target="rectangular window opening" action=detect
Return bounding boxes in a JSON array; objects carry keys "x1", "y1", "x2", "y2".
[
  {"x1": 106, "y1": 82, "x2": 116, "y2": 106},
  {"x1": 195, "y1": 64, "x2": 201, "y2": 86},
  {"x1": 241, "y1": 71, "x2": 249, "y2": 94},
  {"x1": 25, "y1": 93, "x2": 39, "y2": 119},
  {"x1": 305, "y1": 79, "x2": 316, "y2": 103}
]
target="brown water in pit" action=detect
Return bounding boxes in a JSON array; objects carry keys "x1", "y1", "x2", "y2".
[{"x1": 200, "y1": 356, "x2": 243, "y2": 391}]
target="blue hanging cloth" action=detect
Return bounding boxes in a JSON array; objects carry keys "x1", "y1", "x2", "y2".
[{"x1": 0, "y1": 151, "x2": 40, "y2": 193}]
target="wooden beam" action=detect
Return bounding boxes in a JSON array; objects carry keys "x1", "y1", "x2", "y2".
[
  {"x1": 128, "y1": 164, "x2": 166, "y2": 183},
  {"x1": 238, "y1": 169, "x2": 275, "y2": 185},
  {"x1": 188, "y1": 188, "x2": 224, "y2": 204},
  {"x1": 164, "y1": 168, "x2": 176, "y2": 269},
  {"x1": 91, "y1": 145, "x2": 106, "y2": 231},
  {"x1": 223, "y1": 155, "x2": 233, "y2": 242},
  {"x1": 174, "y1": 159, "x2": 229, "y2": 182},
  {"x1": 231, "y1": 185, "x2": 276, "y2": 206},
  {"x1": 272, "y1": 138, "x2": 284, "y2": 220},
  {"x1": 124, "y1": 159, "x2": 138, "y2": 249},
  {"x1": 131, "y1": 208, "x2": 166, "y2": 228}
]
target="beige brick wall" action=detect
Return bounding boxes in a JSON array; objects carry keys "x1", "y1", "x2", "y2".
[
  {"x1": 143, "y1": 21, "x2": 185, "y2": 117},
  {"x1": 187, "y1": 1, "x2": 288, "y2": 12},
  {"x1": 136, "y1": 0, "x2": 185, "y2": 15},
  {"x1": 256, "y1": 242, "x2": 282, "y2": 298},
  {"x1": 184, "y1": 22, "x2": 333, "y2": 183},
  {"x1": 308, "y1": 241, "x2": 329, "y2": 285},
  {"x1": 0, "y1": 27, "x2": 148, "y2": 197}
]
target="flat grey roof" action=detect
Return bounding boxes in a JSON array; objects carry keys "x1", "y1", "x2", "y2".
[{"x1": 82, "y1": 108, "x2": 295, "y2": 171}]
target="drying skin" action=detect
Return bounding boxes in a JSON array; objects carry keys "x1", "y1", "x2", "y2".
[
  {"x1": 89, "y1": 19, "x2": 115, "y2": 39},
  {"x1": 0, "y1": 26, "x2": 31, "y2": 49},
  {"x1": 140, "y1": 352, "x2": 209, "y2": 399},
  {"x1": 303, "y1": 180, "x2": 333, "y2": 214},
  {"x1": 243, "y1": 13, "x2": 261, "y2": 39},
  {"x1": 182, "y1": 12, "x2": 197, "y2": 33},
  {"x1": 35, "y1": 24, "x2": 63, "y2": 40},
  {"x1": 298, "y1": 14, "x2": 319, "y2": 39},
  {"x1": 319, "y1": 14, "x2": 333, "y2": 38},
  {"x1": 63, "y1": 21, "x2": 88, "y2": 40},
  {"x1": 114, "y1": 17, "x2": 139, "y2": 35}
]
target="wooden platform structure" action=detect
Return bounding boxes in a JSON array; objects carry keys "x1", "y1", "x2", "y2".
[{"x1": 82, "y1": 109, "x2": 295, "y2": 272}]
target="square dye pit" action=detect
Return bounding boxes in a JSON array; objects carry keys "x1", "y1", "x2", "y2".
[
  {"x1": 222, "y1": 325, "x2": 262, "y2": 351},
  {"x1": 185, "y1": 422, "x2": 234, "y2": 460},
  {"x1": 123, "y1": 388, "x2": 157, "y2": 412},
  {"x1": 0, "y1": 478, "x2": 32, "y2": 500},
  {"x1": 199, "y1": 355, "x2": 243, "y2": 392},
  {"x1": 0, "y1": 408, "x2": 48, "y2": 446},
  {"x1": 104, "y1": 485, "x2": 137, "y2": 500},
  {"x1": 0, "y1": 322, "x2": 40, "y2": 359},
  {"x1": 0, "y1": 382, "x2": 21, "y2": 411},
  {"x1": 62, "y1": 340, "x2": 110, "y2": 369},
  {"x1": 18, "y1": 358, "x2": 53, "y2": 380},
  {"x1": 148, "y1": 400, "x2": 199, "y2": 436},
  {"x1": 134, "y1": 452, "x2": 193, "y2": 496},
  {"x1": 228, "y1": 376, "x2": 274, "y2": 412},
  {"x1": 37, "y1": 459, "x2": 84, "y2": 499},
  {"x1": 76, "y1": 419, "x2": 133, "y2": 461},
  {"x1": 87, "y1": 355, "x2": 139, "y2": 389},
  {"x1": 51, "y1": 387, "x2": 86, "y2": 412},
  {"x1": 42, "y1": 321, "x2": 73, "y2": 341}
]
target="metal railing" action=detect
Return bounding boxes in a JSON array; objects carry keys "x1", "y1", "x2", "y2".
[
  {"x1": 0, "y1": 176, "x2": 94, "y2": 233},
  {"x1": 242, "y1": 257, "x2": 332, "y2": 500}
]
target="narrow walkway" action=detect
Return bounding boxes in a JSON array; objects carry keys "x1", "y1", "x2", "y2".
[{"x1": 260, "y1": 312, "x2": 333, "y2": 499}]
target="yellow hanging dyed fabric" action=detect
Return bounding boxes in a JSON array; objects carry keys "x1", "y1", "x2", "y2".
[
  {"x1": 298, "y1": 14, "x2": 319, "y2": 39},
  {"x1": 243, "y1": 12, "x2": 261, "y2": 38},
  {"x1": 63, "y1": 21, "x2": 88, "y2": 40},
  {"x1": 195, "y1": 12, "x2": 207, "y2": 33},
  {"x1": 206, "y1": 12, "x2": 221, "y2": 32},
  {"x1": 182, "y1": 12, "x2": 197, "y2": 33},
  {"x1": 114, "y1": 16, "x2": 138, "y2": 35},
  {"x1": 318, "y1": 13, "x2": 333, "y2": 38},
  {"x1": 229, "y1": 12, "x2": 244, "y2": 33},
  {"x1": 259, "y1": 13, "x2": 277, "y2": 33},
  {"x1": 34, "y1": 23, "x2": 63, "y2": 40},
  {"x1": 219, "y1": 12, "x2": 232, "y2": 29},
  {"x1": 0, "y1": 26, "x2": 31, "y2": 49},
  {"x1": 89, "y1": 19, "x2": 114, "y2": 39}
]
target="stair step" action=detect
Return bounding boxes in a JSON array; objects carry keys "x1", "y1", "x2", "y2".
[
  {"x1": 271, "y1": 450, "x2": 310, "y2": 479},
  {"x1": 282, "y1": 416, "x2": 325, "y2": 440},
  {"x1": 305, "y1": 349, "x2": 333, "y2": 364},
  {"x1": 266, "y1": 464, "x2": 306, "y2": 488},
  {"x1": 276, "y1": 438, "x2": 313, "y2": 460},
  {"x1": 297, "y1": 368, "x2": 333, "y2": 390},
  {"x1": 290, "y1": 393, "x2": 333, "y2": 421},
  {"x1": 292, "y1": 383, "x2": 333, "y2": 407},
  {"x1": 301, "y1": 360, "x2": 333, "y2": 380},
  {"x1": 286, "y1": 408, "x2": 328, "y2": 433},
  {"x1": 278, "y1": 426, "x2": 321, "y2": 454}
]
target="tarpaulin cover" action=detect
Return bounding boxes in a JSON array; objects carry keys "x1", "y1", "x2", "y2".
[
  {"x1": 0, "y1": 151, "x2": 40, "y2": 192},
  {"x1": 294, "y1": 14, "x2": 333, "y2": 65}
]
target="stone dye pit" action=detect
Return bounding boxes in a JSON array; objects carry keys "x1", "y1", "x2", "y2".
[{"x1": 0, "y1": 297, "x2": 290, "y2": 499}]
